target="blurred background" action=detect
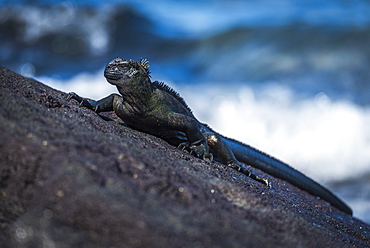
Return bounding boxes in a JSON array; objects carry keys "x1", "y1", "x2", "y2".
[{"x1": 1, "y1": 0, "x2": 369, "y2": 223}]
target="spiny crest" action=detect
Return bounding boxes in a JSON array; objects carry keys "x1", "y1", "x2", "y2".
[
  {"x1": 139, "y1": 58, "x2": 151, "y2": 75},
  {"x1": 152, "y1": 81, "x2": 192, "y2": 113}
]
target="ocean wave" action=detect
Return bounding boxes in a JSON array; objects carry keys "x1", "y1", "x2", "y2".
[{"x1": 1, "y1": 2, "x2": 370, "y2": 101}]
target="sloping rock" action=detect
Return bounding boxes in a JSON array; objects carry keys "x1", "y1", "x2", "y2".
[{"x1": 0, "y1": 66, "x2": 369, "y2": 247}]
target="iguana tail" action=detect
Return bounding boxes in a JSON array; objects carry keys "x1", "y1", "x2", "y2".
[{"x1": 223, "y1": 136, "x2": 353, "y2": 215}]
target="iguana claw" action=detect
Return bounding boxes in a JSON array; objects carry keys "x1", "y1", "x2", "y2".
[
  {"x1": 228, "y1": 161, "x2": 271, "y2": 187},
  {"x1": 66, "y1": 92, "x2": 78, "y2": 102},
  {"x1": 67, "y1": 92, "x2": 98, "y2": 111},
  {"x1": 178, "y1": 142, "x2": 190, "y2": 151},
  {"x1": 189, "y1": 143, "x2": 211, "y2": 160}
]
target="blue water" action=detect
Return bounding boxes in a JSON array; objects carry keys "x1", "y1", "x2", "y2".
[{"x1": 1, "y1": 0, "x2": 370, "y2": 223}]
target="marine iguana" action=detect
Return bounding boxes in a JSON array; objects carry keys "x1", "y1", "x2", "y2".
[{"x1": 67, "y1": 57, "x2": 352, "y2": 215}]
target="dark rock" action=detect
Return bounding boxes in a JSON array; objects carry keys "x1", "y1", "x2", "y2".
[{"x1": 0, "y1": 66, "x2": 369, "y2": 247}]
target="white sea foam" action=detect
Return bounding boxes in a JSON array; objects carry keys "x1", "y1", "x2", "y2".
[
  {"x1": 179, "y1": 83, "x2": 370, "y2": 183},
  {"x1": 39, "y1": 70, "x2": 118, "y2": 99},
  {"x1": 39, "y1": 72, "x2": 370, "y2": 223}
]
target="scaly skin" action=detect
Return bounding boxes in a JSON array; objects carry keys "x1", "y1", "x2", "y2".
[{"x1": 67, "y1": 57, "x2": 352, "y2": 215}]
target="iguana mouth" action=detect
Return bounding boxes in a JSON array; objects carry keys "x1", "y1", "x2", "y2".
[{"x1": 104, "y1": 71, "x2": 123, "y2": 81}]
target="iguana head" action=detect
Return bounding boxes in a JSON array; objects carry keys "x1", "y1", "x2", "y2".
[{"x1": 104, "y1": 57, "x2": 150, "y2": 86}]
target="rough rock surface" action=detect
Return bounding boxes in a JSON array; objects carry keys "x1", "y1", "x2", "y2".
[{"x1": 0, "y1": 66, "x2": 369, "y2": 248}]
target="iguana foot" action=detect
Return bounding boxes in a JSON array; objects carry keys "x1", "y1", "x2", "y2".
[
  {"x1": 67, "y1": 92, "x2": 99, "y2": 111},
  {"x1": 178, "y1": 142, "x2": 190, "y2": 151},
  {"x1": 67, "y1": 92, "x2": 83, "y2": 103},
  {"x1": 178, "y1": 142, "x2": 213, "y2": 161},
  {"x1": 249, "y1": 173, "x2": 271, "y2": 188},
  {"x1": 189, "y1": 143, "x2": 213, "y2": 161},
  {"x1": 228, "y1": 161, "x2": 271, "y2": 187}
]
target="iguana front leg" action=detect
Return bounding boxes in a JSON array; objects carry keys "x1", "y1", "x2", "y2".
[
  {"x1": 67, "y1": 92, "x2": 122, "y2": 113},
  {"x1": 204, "y1": 132, "x2": 271, "y2": 187}
]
